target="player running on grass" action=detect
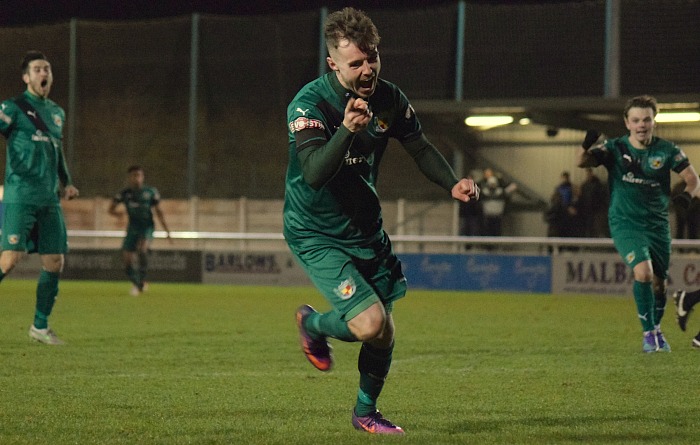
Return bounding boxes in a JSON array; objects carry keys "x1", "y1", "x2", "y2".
[
  {"x1": 576, "y1": 95, "x2": 700, "y2": 353},
  {"x1": 284, "y1": 7, "x2": 479, "y2": 435},
  {"x1": 108, "y1": 165, "x2": 171, "y2": 296},
  {"x1": 0, "y1": 51, "x2": 79, "y2": 345}
]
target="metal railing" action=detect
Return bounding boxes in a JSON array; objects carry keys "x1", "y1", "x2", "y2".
[{"x1": 67, "y1": 230, "x2": 700, "y2": 255}]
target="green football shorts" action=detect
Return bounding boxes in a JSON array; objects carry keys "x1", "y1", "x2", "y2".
[
  {"x1": 288, "y1": 236, "x2": 407, "y2": 321},
  {"x1": 611, "y1": 228, "x2": 670, "y2": 279},
  {"x1": 122, "y1": 225, "x2": 155, "y2": 251},
  {"x1": 1, "y1": 203, "x2": 68, "y2": 254}
]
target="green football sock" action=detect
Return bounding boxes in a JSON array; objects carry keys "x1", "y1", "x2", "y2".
[
  {"x1": 355, "y1": 341, "x2": 394, "y2": 417},
  {"x1": 34, "y1": 270, "x2": 59, "y2": 330},
  {"x1": 126, "y1": 266, "x2": 140, "y2": 287},
  {"x1": 137, "y1": 252, "x2": 148, "y2": 284},
  {"x1": 304, "y1": 310, "x2": 357, "y2": 342},
  {"x1": 633, "y1": 280, "x2": 655, "y2": 332},
  {"x1": 654, "y1": 288, "x2": 667, "y2": 326}
]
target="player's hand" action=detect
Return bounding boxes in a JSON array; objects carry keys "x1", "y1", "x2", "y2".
[
  {"x1": 343, "y1": 97, "x2": 372, "y2": 133},
  {"x1": 63, "y1": 185, "x2": 79, "y2": 200},
  {"x1": 452, "y1": 178, "x2": 479, "y2": 202},
  {"x1": 582, "y1": 129, "x2": 600, "y2": 150}
]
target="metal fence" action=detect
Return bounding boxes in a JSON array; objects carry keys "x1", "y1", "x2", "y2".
[{"x1": 0, "y1": 1, "x2": 698, "y2": 200}]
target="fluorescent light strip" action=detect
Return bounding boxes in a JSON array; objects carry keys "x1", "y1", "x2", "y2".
[
  {"x1": 656, "y1": 112, "x2": 700, "y2": 123},
  {"x1": 464, "y1": 115, "x2": 514, "y2": 127}
]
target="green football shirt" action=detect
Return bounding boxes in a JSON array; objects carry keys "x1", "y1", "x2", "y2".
[
  {"x1": 284, "y1": 72, "x2": 457, "y2": 249},
  {"x1": 0, "y1": 91, "x2": 71, "y2": 205},
  {"x1": 113, "y1": 186, "x2": 161, "y2": 230},
  {"x1": 597, "y1": 135, "x2": 689, "y2": 235}
]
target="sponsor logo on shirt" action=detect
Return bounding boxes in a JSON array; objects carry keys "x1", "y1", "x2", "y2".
[
  {"x1": 344, "y1": 150, "x2": 366, "y2": 166},
  {"x1": 622, "y1": 172, "x2": 659, "y2": 187},
  {"x1": 31, "y1": 130, "x2": 50, "y2": 143},
  {"x1": 289, "y1": 116, "x2": 325, "y2": 133}
]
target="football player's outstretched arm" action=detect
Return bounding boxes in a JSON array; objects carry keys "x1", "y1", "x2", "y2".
[{"x1": 576, "y1": 129, "x2": 603, "y2": 168}]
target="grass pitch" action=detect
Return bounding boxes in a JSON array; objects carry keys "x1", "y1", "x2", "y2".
[{"x1": 1, "y1": 279, "x2": 699, "y2": 444}]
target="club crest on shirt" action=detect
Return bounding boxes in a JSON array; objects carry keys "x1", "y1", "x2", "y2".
[
  {"x1": 52, "y1": 114, "x2": 63, "y2": 127},
  {"x1": 334, "y1": 277, "x2": 356, "y2": 300},
  {"x1": 647, "y1": 155, "x2": 664, "y2": 170},
  {"x1": 374, "y1": 116, "x2": 389, "y2": 133},
  {"x1": 7, "y1": 234, "x2": 19, "y2": 245}
]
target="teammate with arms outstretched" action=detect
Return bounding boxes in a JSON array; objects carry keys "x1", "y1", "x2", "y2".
[
  {"x1": 576, "y1": 95, "x2": 700, "y2": 353},
  {"x1": 284, "y1": 7, "x2": 479, "y2": 435}
]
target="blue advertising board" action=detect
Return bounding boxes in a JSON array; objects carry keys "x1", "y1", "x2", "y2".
[{"x1": 400, "y1": 253, "x2": 551, "y2": 293}]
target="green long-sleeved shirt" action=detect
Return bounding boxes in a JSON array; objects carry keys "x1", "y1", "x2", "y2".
[
  {"x1": 284, "y1": 72, "x2": 458, "y2": 246},
  {"x1": 0, "y1": 90, "x2": 71, "y2": 205}
]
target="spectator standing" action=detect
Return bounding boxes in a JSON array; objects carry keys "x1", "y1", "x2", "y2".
[
  {"x1": 577, "y1": 167, "x2": 609, "y2": 237},
  {"x1": 545, "y1": 171, "x2": 577, "y2": 237},
  {"x1": 671, "y1": 179, "x2": 700, "y2": 239}
]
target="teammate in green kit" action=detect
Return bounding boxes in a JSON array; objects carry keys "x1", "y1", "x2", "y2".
[
  {"x1": 576, "y1": 95, "x2": 700, "y2": 353},
  {"x1": 109, "y1": 165, "x2": 171, "y2": 296},
  {"x1": 0, "y1": 51, "x2": 79, "y2": 345},
  {"x1": 284, "y1": 7, "x2": 479, "y2": 435}
]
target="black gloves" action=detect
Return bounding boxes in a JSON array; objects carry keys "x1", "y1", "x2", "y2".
[{"x1": 581, "y1": 129, "x2": 600, "y2": 150}]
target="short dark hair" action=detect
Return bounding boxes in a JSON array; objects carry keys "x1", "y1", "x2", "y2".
[
  {"x1": 624, "y1": 95, "x2": 658, "y2": 118},
  {"x1": 324, "y1": 7, "x2": 380, "y2": 54},
  {"x1": 21, "y1": 50, "x2": 49, "y2": 74},
  {"x1": 127, "y1": 165, "x2": 143, "y2": 174}
]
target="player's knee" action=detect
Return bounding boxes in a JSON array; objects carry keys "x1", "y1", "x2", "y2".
[
  {"x1": 0, "y1": 250, "x2": 21, "y2": 274},
  {"x1": 632, "y1": 262, "x2": 654, "y2": 283},
  {"x1": 41, "y1": 254, "x2": 64, "y2": 273},
  {"x1": 349, "y1": 304, "x2": 386, "y2": 341}
]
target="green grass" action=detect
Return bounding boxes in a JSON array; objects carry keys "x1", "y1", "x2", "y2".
[{"x1": 1, "y1": 279, "x2": 699, "y2": 444}]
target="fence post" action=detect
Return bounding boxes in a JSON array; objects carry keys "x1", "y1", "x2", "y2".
[
  {"x1": 239, "y1": 197, "x2": 247, "y2": 251},
  {"x1": 396, "y1": 198, "x2": 405, "y2": 252}
]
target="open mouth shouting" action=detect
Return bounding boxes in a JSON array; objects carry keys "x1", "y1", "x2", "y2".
[{"x1": 357, "y1": 77, "x2": 376, "y2": 97}]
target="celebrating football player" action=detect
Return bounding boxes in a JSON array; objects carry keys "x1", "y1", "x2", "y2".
[
  {"x1": 284, "y1": 7, "x2": 478, "y2": 435},
  {"x1": 576, "y1": 95, "x2": 700, "y2": 353}
]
